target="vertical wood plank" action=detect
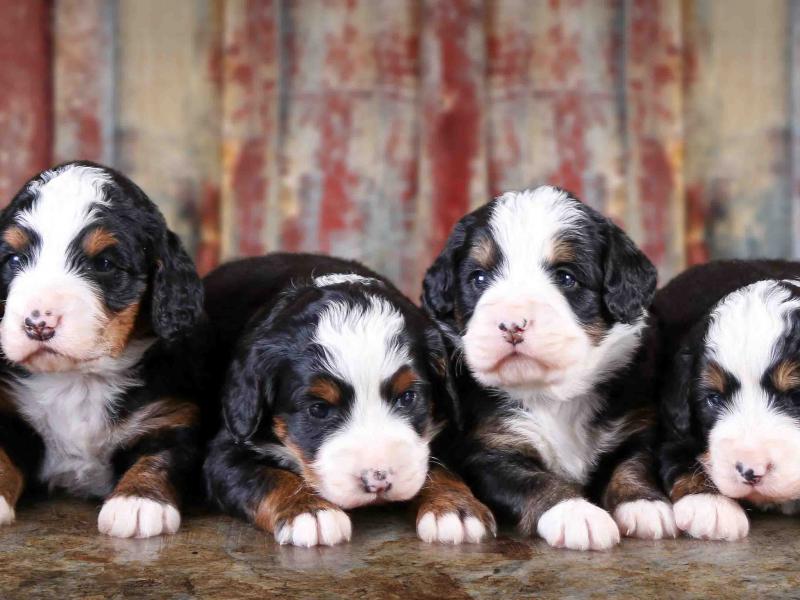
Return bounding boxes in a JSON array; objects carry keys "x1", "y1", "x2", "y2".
[
  {"x1": 623, "y1": 0, "x2": 684, "y2": 280},
  {"x1": 116, "y1": 0, "x2": 223, "y2": 274},
  {"x1": 0, "y1": 0, "x2": 51, "y2": 203},
  {"x1": 53, "y1": 0, "x2": 115, "y2": 165},
  {"x1": 683, "y1": 0, "x2": 791, "y2": 263},
  {"x1": 791, "y1": 0, "x2": 800, "y2": 259}
]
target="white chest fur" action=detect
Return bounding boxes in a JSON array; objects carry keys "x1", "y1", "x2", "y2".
[
  {"x1": 11, "y1": 368, "x2": 141, "y2": 498},
  {"x1": 503, "y1": 392, "x2": 625, "y2": 485}
]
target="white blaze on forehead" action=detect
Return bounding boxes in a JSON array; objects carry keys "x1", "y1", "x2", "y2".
[
  {"x1": 313, "y1": 295, "x2": 409, "y2": 405},
  {"x1": 489, "y1": 186, "x2": 586, "y2": 280},
  {"x1": 313, "y1": 273, "x2": 379, "y2": 288},
  {"x1": 17, "y1": 164, "x2": 111, "y2": 271}
]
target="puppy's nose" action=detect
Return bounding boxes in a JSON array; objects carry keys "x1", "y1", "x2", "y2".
[
  {"x1": 499, "y1": 319, "x2": 528, "y2": 345},
  {"x1": 23, "y1": 309, "x2": 58, "y2": 342},
  {"x1": 736, "y1": 461, "x2": 770, "y2": 485},
  {"x1": 360, "y1": 469, "x2": 393, "y2": 493}
]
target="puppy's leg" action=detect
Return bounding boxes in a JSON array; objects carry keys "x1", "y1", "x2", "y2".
[
  {"x1": 99, "y1": 400, "x2": 200, "y2": 539},
  {"x1": 204, "y1": 431, "x2": 351, "y2": 547},
  {"x1": 415, "y1": 464, "x2": 496, "y2": 544},
  {"x1": 464, "y1": 444, "x2": 620, "y2": 551},
  {"x1": 0, "y1": 407, "x2": 43, "y2": 525}
]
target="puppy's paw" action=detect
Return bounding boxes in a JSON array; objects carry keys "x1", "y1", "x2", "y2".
[
  {"x1": 274, "y1": 508, "x2": 352, "y2": 547},
  {"x1": 0, "y1": 497, "x2": 15, "y2": 525},
  {"x1": 98, "y1": 496, "x2": 181, "y2": 539},
  {"x1": 537, "y1": 498, "x2": 620, "y2": 551},
  {"x1": 673, "y1": 493, "x2": 749, "y2": 541},
  {"x1": 417, "y1": 510, "x2": 493, "y2": 544},
  {"x1": 614, "y1": 499, "x2": 677, "y2": 540}
]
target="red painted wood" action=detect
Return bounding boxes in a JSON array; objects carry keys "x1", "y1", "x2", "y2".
[{"x1": 0, "y1": 0, "x2": 51, "y2": 203}]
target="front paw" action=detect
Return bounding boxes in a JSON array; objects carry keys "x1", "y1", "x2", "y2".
[
  {"x1": 98, "y1": 496, "x2": 181, "y2": 538},
  {"x1": 673, "y1": 493, "x2": 749, "y2": 541},
  {"x1": 0, "y1": 497, "x2": 15, "y2": 525},
  {"x1": 537, "y1": 498, "x2": 620, "y2": 551},
  {"x1": 416, "y1": 493, "x2": 496, "y2": 544},
  {"x1": 614, "y1": 499, "x2": 677, "y2": 540},
  {"x1": 274, "y1": 508, "x2": 352, "y2": 547}
]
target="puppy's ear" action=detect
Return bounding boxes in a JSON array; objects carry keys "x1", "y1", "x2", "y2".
[
  {"x1": 421, "y1": 218, "x2": 470, "y2": 324},
  {"x1": 222, "y1": 341, "x2": 278, "y2": 443},
  {"x1": 602, "y1": 221, "x2": 657, "y2": 323},
  {"x1": 424, "y1": 324, "x2": 461, "y2": 432},
  {"x1": 151, "y1": 230, "x2": 204, "y2": 340}
]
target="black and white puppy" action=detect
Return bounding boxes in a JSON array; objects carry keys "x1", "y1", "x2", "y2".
[
  {"x1": 422, "y1": 186, "x2": 675, "y2": 550},
  {"x1": 657, "y1": 260, "x2": 800, "y2": 541},
  {"x1": 0, "y1": 161, "x2": 205, "y2": 538},
  {"x1": 203, "y1": 254, "x2": 494, "y2": 547}
]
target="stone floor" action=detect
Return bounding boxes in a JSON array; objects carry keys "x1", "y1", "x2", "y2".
[{"x1": 1, "y1": 498, "x2": 798, "y2": 599}]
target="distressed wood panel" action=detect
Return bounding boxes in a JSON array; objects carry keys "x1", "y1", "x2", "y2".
[
  {"x1": 683, "y1": 0, "x2": 791, "y2": 264},
  {"x1": 0, "y1": 0, "x2": 51, "y2": 202},
  {"x1": 115, "y1": 0, "x2": 223, "y2": 274},
  {"x1": 623, "y1": 0, "x2": 685, "y2": 280},
  {"x1": 53, "y1": 0, "x2": 115, "y2": 166},
  {"x1": 791, "y1": 0, "x2": 800, "y2": 259}
]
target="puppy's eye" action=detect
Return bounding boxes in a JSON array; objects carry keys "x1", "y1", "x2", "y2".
[
  {"x1": 308, "y1": 402, "x2": 332, "y2": 419},
  {"x1": 394, "y1": 390, "x2": 418, "y2": 409},
  {"x1": 705, "y1": 392, "x2": 724, "y2": 408},
  {"x1": 554, "y1": 269, "x2": 577, "y2": 289},
  {"x1": 4, "y1": 254, "x2": 22, "y2": 273},
  {"x1": 92, "y1": 256, "x2": 117, "y2": 274},
  {"x1": 469, "y1": 270, "x2": 489, "y2": 290}
]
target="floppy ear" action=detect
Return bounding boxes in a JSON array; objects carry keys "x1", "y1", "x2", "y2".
[
  {"x1": 602, "y1": 221, "x2": 657, "y2": 323},
  {"x1": 151, "y1": 230, "x2": 204, "y2": 340},
  {"x1": 421, "y1": 218, "x2": 470, "y2": 324},
  {"x1": 423, "y1": 324, "x2": 461, "y2": 432},
  {"x1": 221, "y1": 340, "x2": 279, "y2": 443}
]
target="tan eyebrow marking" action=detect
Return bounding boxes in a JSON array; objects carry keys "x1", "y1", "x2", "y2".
[
  {"x1": 550, "y1": 236, "x2": 576, "y2": 264},
  {"x1": 701, "y1": 361, "x2": 727, "y2": 393},
  {"x1": 773, "y1": 360, "x2": 800, "y2": 393},
  {"x1": 82, "y1": 227, "x2": 117, "y2": 257},
  {"x1": 390, "y1": 366, "x2": 420, "y2": 397},
  {"x1": 469, "y1": 237, "x2": 497, "y2": 269},
  {"x1": 308, "y1": 378, "x2": 341, "y2": 406},
  {"x1": 3, "y1": 226, "x2": 29, "y2": 251}
]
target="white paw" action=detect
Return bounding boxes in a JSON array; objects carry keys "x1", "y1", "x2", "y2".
[
  {"x1": 274, "y1": 509, "x2": 352, "y2": 547},
  {"x1": 98, "y1": 496, "x2": 181, "y2": 539},
  {"x1": 417, "y1": 511, "x2": 489, "y2": 544},
  {"x1": 537, "y1": 498, "x2": 620, "y2": 551},
  {"x1": 0, "y1": 497, "x2": 15, "y2": 525},
  {"x1": 614, "y1": 499, "x2": 677, "y2": 540},
  {"x1": 673, "y1": 493, "x2": 749, "y2": 541}
]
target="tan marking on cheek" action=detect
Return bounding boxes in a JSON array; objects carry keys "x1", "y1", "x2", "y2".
[
  {"x1": 102, "y1": 301, "x2": 141, "y2": 357},
  {"x1": 415, "y1": 465, "x2": 496, "y2": 533},
  {"x1": 2, "y1": 226, "x2": 29, "y2": 251},
  {"x1": 549, "y1": 236, "x2": 576, "y2": 264},
  {"x1": 469, "y1": 237, "x2": 497, "y2": 269},
  {"x1": 272, "y1": 416, "x2": 319, "y2": 489},
  {"x1": 773, "y1": 360, "x2": 800, "y2": 393},
  {"x1": 82, "y1": 227, "x2": 117, "y2": 257},
  {"x1": 390, "y1": 366, "x2": 420, "y2": 397},
  {"x1": 308, "y1": 378, "x2": 341, "y2": 406},
  {"x1": 701, "y1": 361, "x2": 727, "y2": 393},
  {"x1": 110, "y1": 454, "x2": 177, "y2": 507},
  {"x1": 0, "y1": 448, "x2": 24, "y2": 509},
  {"x1": 253, "y1": 468, "x2": 335, "y2": 533},
  {"x1": 584, "y1": 319, "x2": 608, "y2": 346}
]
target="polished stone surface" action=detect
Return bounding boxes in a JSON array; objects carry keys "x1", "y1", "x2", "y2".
[{"x1": 1, "y1": 498, "x2": 798, "y2": 599}]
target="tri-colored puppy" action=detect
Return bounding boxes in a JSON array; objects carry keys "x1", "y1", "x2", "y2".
[
  {"x1": 203, "y1": 254, "x2": 495, "y2": 547},
  {"x1": 422, "y1": 186, "x2": 674, "y2": 550},
  {"x1": 656, "y1": 260, "x2": 800, "y2": 540},
  {"x1": 0, "y1": 161, "x2": 205, "y2": 537}
]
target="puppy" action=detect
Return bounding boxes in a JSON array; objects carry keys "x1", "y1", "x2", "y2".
[
  {"x1": 0, "y1": 161, "x2": 205, "y2": 538},
  {"x1": 656, "y1": 260, "x2": 800, "y2": 541},
  {"x1": 203, "y1": 254, "x2": 495, "y2": 547},
  {"x1": 422, "y1": 186, "x2": 675, "y2": 550}
]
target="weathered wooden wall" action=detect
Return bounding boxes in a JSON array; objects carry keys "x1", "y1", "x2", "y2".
[{"x1": 0, "y1": 0, "x2": 798, "y2": 298}]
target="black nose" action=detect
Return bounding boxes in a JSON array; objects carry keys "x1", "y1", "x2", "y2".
[
  {"x1": 360, "y1": 469, "x2": 392, "y2": 493},
  {"x1": 499, "y1": 319, "x2": 527, "y2": 345},
  {"x1": 736, "y1": 462, "x2": 763, "y2": 485},
  {"x1": 23, "y1": 316, "x2": 56, "y2": 341}
]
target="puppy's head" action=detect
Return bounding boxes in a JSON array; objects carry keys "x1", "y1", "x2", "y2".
[
  {"x1": 663, "y1": 280, "x2": 800, "y2": 504},
  {"x1": 422, "y1": 186, "x2": 656, "y2": 398},
  {"x1": 222, "y1": 274, "x2": 452, "y2": 510},
  {"x1": 0, "y1": 161, "x2": 203, "y2": 373}
]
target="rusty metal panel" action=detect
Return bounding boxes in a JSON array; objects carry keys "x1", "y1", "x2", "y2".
[
  {"x1": 0, "y1": 0, "x2": 51, "y2": 203},
  {"x1": 53, "y1": 0, "x2": 115, "y2": 165},
  {"x1": 683, "y1": 0, "x2": 791, "y2": 264},
  {"x1": 115, "y1": 0, "x2": 223, "y2": 274}
]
